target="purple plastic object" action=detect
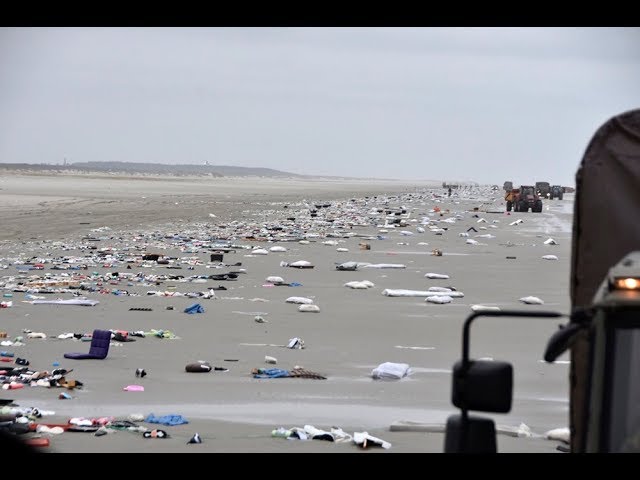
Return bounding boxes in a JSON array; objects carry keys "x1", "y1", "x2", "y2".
[{"x1": 64, "y1": 329, "x2": 111, "y2": 360}]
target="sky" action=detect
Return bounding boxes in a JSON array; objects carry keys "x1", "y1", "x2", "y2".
[{"x1": 1, "y1": 27, "x2": 639, "y2": 185}]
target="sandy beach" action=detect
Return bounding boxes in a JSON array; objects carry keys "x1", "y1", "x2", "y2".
[{"x1": 0, "y1": 174, "x2": 573, "y2": 453}]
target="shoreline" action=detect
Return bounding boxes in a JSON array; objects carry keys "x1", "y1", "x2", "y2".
[{"x1": 0, "y1": 174, "x2": 571, "y2": 453}]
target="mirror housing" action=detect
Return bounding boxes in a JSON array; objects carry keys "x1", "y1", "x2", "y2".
[
  {"x1": 444, "y1": 414, "x2": 497, "y2": 453},
  {"x1": 452, "y1": 360, "x2": 513, "y2": 413}
]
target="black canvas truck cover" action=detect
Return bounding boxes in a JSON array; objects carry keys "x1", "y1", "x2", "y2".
[{"x1": 569, "y1": 108, "x2": 640, "y2": 451}]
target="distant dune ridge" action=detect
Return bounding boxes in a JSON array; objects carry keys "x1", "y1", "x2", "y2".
[{"x1": 0, "y1": 161, "x2": 381, "y2": 181}]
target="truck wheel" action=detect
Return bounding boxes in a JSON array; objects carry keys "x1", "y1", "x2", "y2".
[
  {"x1": 506, "y1": 201, "x2": 513, "y2": 212},
  {"x1": 558, "y1": 194, "x2": 563, "y2": 200}
]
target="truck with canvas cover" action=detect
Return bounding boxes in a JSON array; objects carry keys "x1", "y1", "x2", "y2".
[
  {"x1": 535, "y1": 181, "x2": 551, "y2": 198},
  {"x1": 550, "y1": 185, "x2": 564, "y2": 200}
]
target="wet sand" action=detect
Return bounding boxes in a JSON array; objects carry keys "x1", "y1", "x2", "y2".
[{"x1": 0, "y1": 174, "x2": 572, "y2": 453}]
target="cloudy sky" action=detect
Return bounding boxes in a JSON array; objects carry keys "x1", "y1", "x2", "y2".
[{"x1": 1, "y1": 27, "x2": 638, "y2": 185}]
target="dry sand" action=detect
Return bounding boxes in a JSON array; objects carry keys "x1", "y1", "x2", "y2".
[{"x1": 0, "y1": 174, "x2": 573, "y2": 453}]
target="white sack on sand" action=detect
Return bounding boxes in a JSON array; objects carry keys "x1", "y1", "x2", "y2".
[
  {"x1": 336, "y1": 261, "x2": 361, "y2": 271},
  {"x1": 425, "y1": 273, "x2": 449, "y2": 279},
  {"x1": 371, "y1": 362, "x2": 410, "y2": 380},
  {"x1": 399, "y1": 230, "x2": 414, "y2": 236},
  {"x1": 289, "y1": 260, "x2": 313, "y2": 268},
  {"x1": 269, "y1": 246, "x2": 287, "y2": 252},
  {"x1": 353, "y1": 432, "x2": 392, "y2": 450},
  {"x1": 286, "y1": 296, "x2": 314, "y2": 304},
  {"x1": 471, "y1": 305, "x2": 501, "y2": 312},
  {"x1": 416, "y1": 227, "x2": 425, "y2": 233},
  {"x1": 298, "y1": 304, "x2": 320, "y2": 312},
  {"x1": 459, "y1": 232, "x2": 469, "y2": 237},
  {"x1": 266, "y1": 276, "x2": 285, "y2": 284},
  {"x1": 542, "y1": 255, "x2": 558, "y2": 260},
  {"x1": 426, "y1": 295, "x2": 453, "y2": 304},
  {"x1": 298, "y1": 240, "x2": 310, "y2": 245},
  {"x1": 520, "y1": 296, "x2": 544, "y2": 305},
  {"x1": 475, "y1": 234, "x2": 495, "y2": 239},
  {"x1": 466, "y1": 239, "x2": 480, "y2": 245},
  {"x1": 428, "y1": 286, "x2": 453, "y2": 292},
  {"x1": 362, "y1": 263, "x2": 406, "y2": 269},
  {"x1": 251, "y1": 248, "x2": 269, "y2": 255},
  {"x1": 545, "y1": 427, "x2": 570, "y2": 443},
  {"x1": 382, "y1": 289, "x2": 464, "y2": 298},
  {"x1": 336, "y1": 247, "x2": 349, "y2": 252},
  {"x1": 344, "y1": 281, "x2": 374, "y2": 289},
  {"x1": 323, "y1": 240, "x2": 338, "y2": 246},
  {"x1": 477, "y1": 218, "x2": 488, "y2": 223},
  {"x1": 509, "y1": 219, "x2": 524, "y2": 226}
]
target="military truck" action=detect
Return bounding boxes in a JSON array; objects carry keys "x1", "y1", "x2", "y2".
[
  {"x1": 444, "y1": 108, "x2": 640, "y2": 453},
  {"x1": 535, "y1": 181, "x2": 551, "y2": 198},
  {"x1": 549, "y1": 185, "x2": 564, "y2": 200}
]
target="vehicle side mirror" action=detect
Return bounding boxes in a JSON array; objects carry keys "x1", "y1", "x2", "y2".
[
  {"x1": 444, "y1": 414, "x2": 497, "y2": 453},
  {"x1": 452, "y1": 360, "x2": 513, "y2": 413},
  {"x1": 543, "y1": 322, "x2": 584, "y2": 363}
]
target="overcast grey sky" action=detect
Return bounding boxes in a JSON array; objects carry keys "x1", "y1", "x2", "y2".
[{"x1": 1, "y1": 27, "x2": 638, "y2": 185}]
